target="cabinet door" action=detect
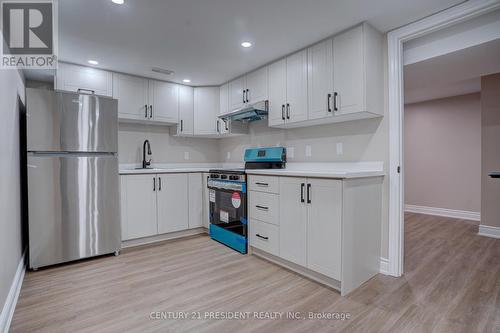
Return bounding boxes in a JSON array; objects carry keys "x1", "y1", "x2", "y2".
[
  {"x1": 188, "y1": 173, "x2": 203, "y2": 229},
  {"x1": 229, "y1": 76, "x2": 246, "y2": 111},
  {"x1": 333, "y1": 25, "x2": 364, "y2": 114},
  {"x1": 157, "y1": 174, "x2": 189, "y2": 233},
  {"x1": 219, "y1": 83, "x2": 229, "y2": 115},
  {"x1": 178, "y1": 85, "x2": 194, "y2": 135},
  {"x1": 268, "y1": 58, "x2": 286, "y2": 127},
  {"x1": 279, "y1": 177, "x2": 307, "y2": 266},
  {"x1": 194, "y1": 87, "x2": 219, "y2": 135},
  {"x1": 56, "y1": 63, "x2": 113, "y2": 97},
  {"x1": 113, "y1": 73, "x2": 149, "y2": 121},
  {"x1": 246, "y1": 66, "x2": 268, "y2": 104},
  {"x1": 307, "y1": 39, "x2": 334, "y2": 120},
  {"x1": 150, "y1": 80, "x2": 179, "y2": 123},
  {"x1": 202, "y1": 173, "x2": 210, "y2": 228},
  {"x1": 306, "y1": 179, "x2": 342, "y2": 280},
  {"x1": 122, "y1": 175, "x2": 158, "y2": 240},
  {"x1": 286, "y1": 50, "x2": 308, "y2": 124}
]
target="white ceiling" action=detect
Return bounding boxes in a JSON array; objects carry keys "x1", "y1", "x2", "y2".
[
  {"x1": 57, "y1": 0, "x2": 463, "y2": 86},
  {"x1": 404, "y1": 38, "x2": 500, "y2": 104}
]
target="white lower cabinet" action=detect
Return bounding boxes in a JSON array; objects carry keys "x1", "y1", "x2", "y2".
[
  {"x1": 306, "y1": 178, "x2": 342, "y2": 280},
  {"x1": 157, "y1": 174, "x2": 189, "y2": 233},
  {"x1": 278, "y1": 177, "x2": 307, "y2": 266},
  {"x1": 248, "y1": 174, "x2": 382, "y2": 296},
  {"x1": 188, "y1": 173, "x2": 203, "y2": 229},
  {"x1": 120, "y1": 174, "x2": 158, "y2": 240},
  {"x1": 120, "y1": 172, "x2": 204, "y2": 241}
]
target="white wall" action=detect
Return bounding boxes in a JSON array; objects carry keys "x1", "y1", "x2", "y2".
[
  {"x1": 118, "y1": 123, "x2": 220, "y2": 165},
  {"x1": 0, "y1": 67, "x2": 25, "y2": 317},
  {"x1": 404, "y1": 93, "x2": 481, "y2": 213}
]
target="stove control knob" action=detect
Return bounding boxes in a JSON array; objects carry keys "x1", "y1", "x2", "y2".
[
  {"x1": 210, "y1": 174, "x2": 219, "y2": 179},
  {"x1": 220, "y1": 175, "x2": 228, "y2": 180},
  {"x1": 229, "y1": 175, "x2": 239, "y2": 180}
]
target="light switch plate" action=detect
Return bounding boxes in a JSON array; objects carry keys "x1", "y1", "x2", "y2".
[
  {"x1": 184, "y1": 151, "x2": 190, "y2": 160},
  {"x1": 305, "y1": 145, "x2": 312, "y2": 157},
  {"x1": 336, "y1": 142, "x2": 343, "y2": 155}
]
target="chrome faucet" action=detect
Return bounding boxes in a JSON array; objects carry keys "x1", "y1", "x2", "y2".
[{"x1": 142, "y1": 140, "x2": 152, "y2": 168}]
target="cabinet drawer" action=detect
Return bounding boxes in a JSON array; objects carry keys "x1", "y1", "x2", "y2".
[
  {"x1": 248, "y1": 175, "x2": 279, "y2": 193},
  {"x1": 249, "y1": 219, "x2": 279, "y2": 256},
  {"x1": 248, "y1": 191, "x2": 279, "y2": 225}
]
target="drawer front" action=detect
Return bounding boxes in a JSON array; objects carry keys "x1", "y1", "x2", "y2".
[
  {"x1": 249, "y1": 219, "x2": 279, "y2": 256},
  {"x1": 249, "y1": 191, "x2": 279, "y2": 225},
  {"x1": 248, "y1": 175, "x2": 279, "y2": 193}
]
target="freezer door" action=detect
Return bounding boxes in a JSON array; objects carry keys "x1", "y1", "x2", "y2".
[
  {"x1": 27, "y1": 88, "x2": 118, "y2": 152},
  {"x1": 27, "y1": 154, "x2": 121, "y2": 269}
]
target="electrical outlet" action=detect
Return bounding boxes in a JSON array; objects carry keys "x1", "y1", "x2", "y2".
[
  {"x1": 336, "y1": 142, "x2": 343, "y2": 155},
  {"x1": 305, "y1": 145, "x2": 312, "y2": 157},
  {"x1": 287, "y1": 147, "x2": 295, "y2": 158},
  {"x1": 184, "y1": 151, "x2": 190, "y2": 160},
  {"x1": 226, "y1": 151, "x2": 231, "y2": 160}
]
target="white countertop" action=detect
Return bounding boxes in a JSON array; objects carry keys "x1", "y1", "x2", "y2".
[
  {"x1": 119, "y1": 162, "x2": 384, "y2": 178},
  {"x1": 245, "y1": 162, "x2": 384, "y2": 179},
  {"x1": 119, "y1": 163, "x2": 242, "y2": 175}
]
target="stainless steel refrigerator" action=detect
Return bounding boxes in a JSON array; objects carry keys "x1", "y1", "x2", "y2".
[{"x1": 26, "y1": 88, "x2": 121, "y2": 269}]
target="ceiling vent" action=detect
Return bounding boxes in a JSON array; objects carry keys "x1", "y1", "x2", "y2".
[{"x1": 152, "y1": 67, "x2": 174, "y2": 75}]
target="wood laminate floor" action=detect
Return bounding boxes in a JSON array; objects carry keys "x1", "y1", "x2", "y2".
[{"x1": 11, "y1": 213, "x2": 500, "y2": 333}]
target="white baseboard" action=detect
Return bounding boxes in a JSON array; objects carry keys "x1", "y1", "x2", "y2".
[
  {"x1": 379, "y1": 257, "x2": 390, "y2": 275},
  {"x1": 0, "y1": 251, "x2": 26, "y2": 333},
  {"x1": 405, "y1": 204, "x2": 480, "y2": 221},
  {"x1": 478, "y1": 225, "x2": 500, "y2": 239}
]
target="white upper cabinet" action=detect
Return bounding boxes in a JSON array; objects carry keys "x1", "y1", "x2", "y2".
[
  {"x1": 194, "y1": 87, "x2": 219, "y2": 135},
  {"x1": 229, "y1": 76, "x2": 246, "y2": 111},
  {"x1": 149, "y1": 80, "x2": 179, "y2": 123},
  {"x1": 113, "y1": 73, "x2": 149, "y2": 121},
  {"x1": 285, "y1": 49, "x2": 308, "y2": 124},
  {"x1": 219, "y1": 83, "x2": 229, "y2": 115},
  {"x1": 268, "y1": 58, "x2": 287, "y2": 127},
  {"x1": 56, "y1": 62, "x2": 113, "y2": 97},
  {"x1": 333, "y1": 26, "x2": 364, "y2": 115},
  {"x1": 245, "y1": 66, "x2": 268, "y2": 104},
  {"x1": 268, "y1": 50, "x2": 307, "y2": 127},
  {"x1": 307, "y1": 39, "x2": 334, "y2": 120},
  {"x1": 176, "y1": 85, "x2": 194, "y2": 135}
]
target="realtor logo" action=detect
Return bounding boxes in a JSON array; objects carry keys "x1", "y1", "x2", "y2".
[{"x1": 1, "y1": 0, "x2": 58, "y2": 69}]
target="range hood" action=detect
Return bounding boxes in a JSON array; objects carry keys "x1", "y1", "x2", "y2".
[{"x1": 219, "y1": 100, "x2": 268, "y2": 122}]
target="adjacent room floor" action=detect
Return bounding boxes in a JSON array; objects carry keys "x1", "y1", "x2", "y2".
[{"x1": 11, "y1": 213, "x2": 499, "y2": 333}]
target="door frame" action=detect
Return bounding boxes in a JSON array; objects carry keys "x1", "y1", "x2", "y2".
[{"x1": 387, "y1": 0, "x2": 500, "y2": 277}]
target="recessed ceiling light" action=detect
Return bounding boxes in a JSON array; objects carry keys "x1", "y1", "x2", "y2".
[
  {"x1": 111, "y1": 0, "x2": 124, "y2": 4},
  {"x1": 182, "y1": 79, "x2": 191, "y2": 83},
  {"x1": 241, "y1": 41, "x2": 252, "y2": 48},
  {"x1": 88, "y1": 60, "x2": 98, "y2": 65}
]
